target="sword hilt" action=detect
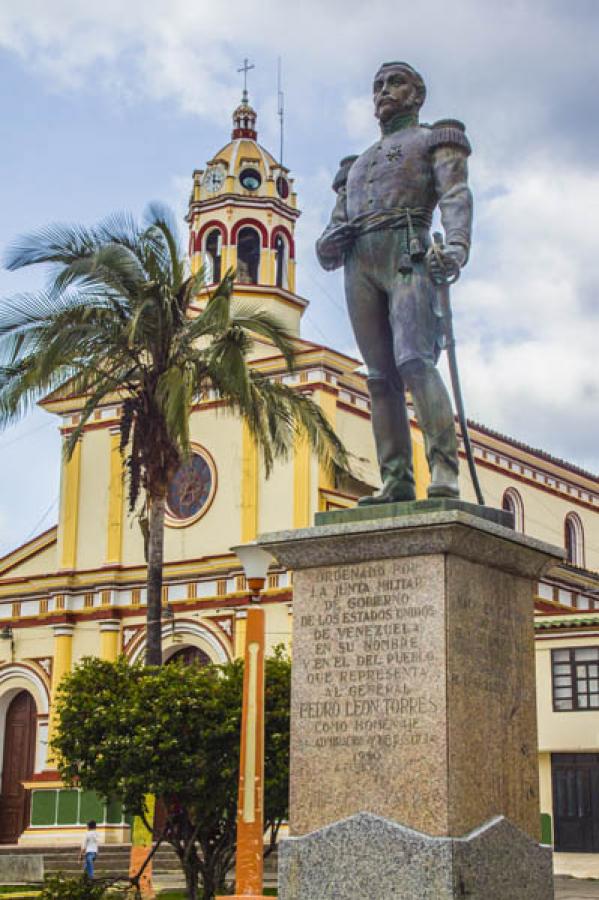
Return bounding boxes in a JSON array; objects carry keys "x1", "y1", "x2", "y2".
[{"x1": 431, "y1": 232, "x2": 460, "y2": 285}]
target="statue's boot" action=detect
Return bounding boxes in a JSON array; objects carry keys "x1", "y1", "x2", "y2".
[
  {"x1": 400, "y1": 360, "x2": 460, "y2": 499},
  {"x1": 358, "y1": 375, "x2": 416, "y2": 506}
]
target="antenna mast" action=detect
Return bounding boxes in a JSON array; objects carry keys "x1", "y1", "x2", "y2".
[{"x1": 277, "y1": 56, "x2": 285, "y2": 166}]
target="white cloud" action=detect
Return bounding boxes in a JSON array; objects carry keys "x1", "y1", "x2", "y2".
[
  {"x1": 452, "y1": 155, "x2": 599, "y2": 470},
  {"x1": 344, "y1": 96, "x2": 377, "y2": 146},
  {"x1": 1, "y1": 0, "x2": 597, "y2": 136},
  {"x1": 1, "y1": 0, "x2": 599, "y2": 481}
]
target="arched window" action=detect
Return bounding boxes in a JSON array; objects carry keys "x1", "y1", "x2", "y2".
[
  {"x1": 502, "y1": 487, "x2": 524, "y2": 532},
  {"x1": 237, "y1": 227, "x2": 260, "y2": 284},
  {"x1": 565, "y1": 513, "x2": 585, "y2": 567},
  {"x1": 203, "y1": 229, "x2": 222, "y2": 284},
  {"x1": 274, "y1": 234, "x2": 288, "y2": 289}
]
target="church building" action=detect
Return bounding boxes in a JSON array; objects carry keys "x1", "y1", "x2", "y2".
[{"x1": 0, "y1": 90, "x2": 598, "y2": 859}]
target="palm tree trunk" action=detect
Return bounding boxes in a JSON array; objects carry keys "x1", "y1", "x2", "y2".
[{"x1": 146, "y1": 492, "x2": 166, "y2": 666}]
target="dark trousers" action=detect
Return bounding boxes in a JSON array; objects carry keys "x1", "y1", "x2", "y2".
[{"x1": 344, "y1": 232, "x2": 458, "y2": 491}]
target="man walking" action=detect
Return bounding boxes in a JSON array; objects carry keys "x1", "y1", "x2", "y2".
[{"x1": 80, "y1": 819, "x2": 99, "y2": 879}]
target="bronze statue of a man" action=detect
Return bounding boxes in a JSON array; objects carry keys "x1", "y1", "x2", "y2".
[{"x1": 317, "y1": 61, "x2": 473, "y2": 504}]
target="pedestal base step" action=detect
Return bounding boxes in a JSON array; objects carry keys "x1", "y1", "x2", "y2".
[
  {"x1": 315, "y1": 497, "x2": 513, "y2": 529},
  {"x1": 278, "y1": 813, "x2": 553, "y2": 900}
]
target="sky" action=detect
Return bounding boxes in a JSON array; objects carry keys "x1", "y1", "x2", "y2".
[{"x1": 0, "y1": 0, "x2": 599, "y2": 556}]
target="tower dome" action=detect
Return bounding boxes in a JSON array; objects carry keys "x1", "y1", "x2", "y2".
[{"x1": 187, "y1": 89, "x2": 305, "y2": 334}]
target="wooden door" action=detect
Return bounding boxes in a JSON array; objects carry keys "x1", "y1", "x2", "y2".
[
  {"x1": 553, "y1": 753, "x2": 599, "y2": 852},
  {"x1": 0, "y1": 691, "x2": 37, "y2": 843}
]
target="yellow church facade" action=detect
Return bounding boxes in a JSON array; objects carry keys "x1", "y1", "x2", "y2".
[{"x1": 0, "y1": 94, "x2": 599, "y2": 856}]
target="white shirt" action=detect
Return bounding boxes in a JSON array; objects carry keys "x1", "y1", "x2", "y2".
[{"x1": 82, "y1": 831, "x2": 99, "y2": 854}]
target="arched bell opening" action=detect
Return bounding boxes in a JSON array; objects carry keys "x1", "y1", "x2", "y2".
[
  {"x1": 237, "y1": 227, "x2": 261, "y2": 284},
  {"x1": 203, "y1": 228, "x2": 222, "y2": 284},
  {"x1": 274, "y1": 234, "x2": 289, "y2": 289}
]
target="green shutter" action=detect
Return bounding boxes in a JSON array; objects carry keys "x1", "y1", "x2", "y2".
[
  {"x1": 30, "y1": 789, "x2": 57, "y2": 826},
  {"x1": 105, "y1": 796, "x2": 124, "y2": 824},
  {"x1": 79, "y1": 791, "x2": 104, "y2": 823},
  {"x1": 540, "y1": 812, "x2": 553, "y2": 845},
  {"x1": 57, "y1": 789, "x2": 79, "y2": 825}
]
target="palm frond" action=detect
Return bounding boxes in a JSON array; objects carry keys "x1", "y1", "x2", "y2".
[
  {"x1": 1, "y1": 202, "x2": 350, "y2": 506},
  {"x1": 229, "y1": 305, "x2": 297, "y2": 371},
  {"x1": 155, "y1": 363, "x2": 194, "y2": 452},
  {"x1": 143, "y1": 202, "x2": 185, "y2": 293},
  {"x1": 3, "y1": 222, "x2": 99, "y2": 271},
  {"x1": 63, "y1": 377, "x2": 122, "y2": 460}
]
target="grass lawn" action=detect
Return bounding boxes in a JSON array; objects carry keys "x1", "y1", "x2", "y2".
[{"x1": 0, "y1": 888, "x2": 41, "y2": 896}]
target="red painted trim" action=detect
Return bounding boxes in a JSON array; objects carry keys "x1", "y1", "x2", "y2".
[
  {"x1": 270, "y1": 225, "x2": 295, "y2": 259},
  {"x1": 194, "y1": 220, "x2": 228, "y2": 254},
  {"x1": 0, "y1": 527, "x2": 57, "y2": 571},
  {"x1": 232, "y1": 127, "x2": 257, "y2": 139},
  {"x1": 338, "y1": 401, "x2": 371, "y2": 420},
  {"x1": 0, "y1": 661, "x2": 51, "y2": 698},
  {"x1": 3, "y1": 592, "x2": 294, "y2": 629},
  {"x1": 230, "y1": 217, "x2": 268, "y2": 248},
  {"x1": 464, "y1": 457, "x2": 599, "y2": 514},
  {"x1": 27, "y1": 770, "x2": 61, "y2": 783},
  {"x1": 190, "y1": 196, "x2": 300, "y2": 223}
]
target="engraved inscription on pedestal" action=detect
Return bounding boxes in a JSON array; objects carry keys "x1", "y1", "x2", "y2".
[{"x1": 290, "y1": 555, "x2": 448, "y2": 836}]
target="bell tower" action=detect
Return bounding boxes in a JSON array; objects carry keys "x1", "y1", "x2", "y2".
[{"x1": 187, "y1": 82, "x2": 306, "y2": 336}]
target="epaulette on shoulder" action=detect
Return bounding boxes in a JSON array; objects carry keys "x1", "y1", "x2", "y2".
[
  {"x1": 428, "y1": 119, "x2": 471, "y2": 155},
  {"x1": 332, "y1": 155, "x2": 358, "y2": 193}
]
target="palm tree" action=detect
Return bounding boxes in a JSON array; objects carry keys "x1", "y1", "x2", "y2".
[{"x1": 0, "y1": 204, "x2": 347, "y2": 665}]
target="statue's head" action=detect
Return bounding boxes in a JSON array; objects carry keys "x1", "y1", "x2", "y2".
[{"x1": 373, "y1": 62, "x2": 426, "y2": 123}]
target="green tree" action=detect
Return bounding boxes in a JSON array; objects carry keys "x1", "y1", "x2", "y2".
[
  {"x1": 0, "y1": 205, "x2": 347, "y2": 664},
  {"x1": 51, "y1": 653, "x2": 291, "y2": 900}
]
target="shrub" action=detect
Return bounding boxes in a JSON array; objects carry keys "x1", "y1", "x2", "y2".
[{"x1": 40, "y1": 873, "x2": 114, "y2": 899}]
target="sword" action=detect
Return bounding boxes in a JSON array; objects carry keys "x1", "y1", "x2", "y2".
[{"x1": 431, "y1": 232, "x2": 485, "y2": 506}]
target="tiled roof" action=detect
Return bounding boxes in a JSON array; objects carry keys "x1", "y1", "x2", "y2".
[
  {"x1": 536, "y1": 615, "x2": 599, "y2": 630},
  {"x1": 469, "y1": 420, "x2": 599, "y2": 484}
]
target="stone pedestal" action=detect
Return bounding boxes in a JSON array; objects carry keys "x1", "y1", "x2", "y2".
[{"x1": 259, "y1": 506, "x2": 561, "y2": 899}]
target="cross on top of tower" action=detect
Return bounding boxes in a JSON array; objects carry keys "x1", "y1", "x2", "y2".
[
  {"x1": 237, "y1": 57, "x2": 255, "y2": 103},
  {"x1": 232, "y1": 57, "x2": 257, "y2": 139}
]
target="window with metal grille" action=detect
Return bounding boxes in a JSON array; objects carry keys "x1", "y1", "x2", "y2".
[{"x1": 552, "y1": 647, "x2": 599, "y2": 711}]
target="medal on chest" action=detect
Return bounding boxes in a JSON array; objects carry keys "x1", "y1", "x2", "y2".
[{"x1": 385, "y1": 146, "x2": 403, "y2": 162}]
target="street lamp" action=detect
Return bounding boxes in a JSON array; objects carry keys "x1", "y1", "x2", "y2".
[
  {"x1": 233, "y1": 543, "x2": 273, "y2": 599},
  {"x1": 1, "y1": 624, "x2": 15, "y2": 662},
  {"x1": 217, "y1": 543, "x2": 273, "y2": 900}
]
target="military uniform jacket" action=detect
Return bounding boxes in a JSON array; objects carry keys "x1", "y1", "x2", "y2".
[{"x1": 317, "y1": 119, "x2": 473, "y2": 271}]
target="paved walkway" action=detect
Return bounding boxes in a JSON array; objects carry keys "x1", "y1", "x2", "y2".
[
  {"x1": 0, "y1": 878, "x2": 597, "y2": 898},
  {"x1": 555, "y1": 854, "x2": 599, "y2": 879},
  {"x1": 556, "y1": 876, "x2": 599, "y2": 898}
]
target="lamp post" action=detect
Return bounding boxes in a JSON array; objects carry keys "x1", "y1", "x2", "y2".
[
  {"x1": 217, "y1": 543, "x2": 273, "y2": 900},
  {"x1": 0, "y1": 624, "x2": 14, "y2": 662}
]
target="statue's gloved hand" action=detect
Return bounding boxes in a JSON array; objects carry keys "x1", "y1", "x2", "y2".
[
  {"x1": 322, "y1": 223, "x2": 354, "y2": 252},
  {"x1": 316, "y1": 224, "x2": 355, "y2": 271},
  {"x1": 426, "y1": 242, "x2": 467, "y2": 284}
]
